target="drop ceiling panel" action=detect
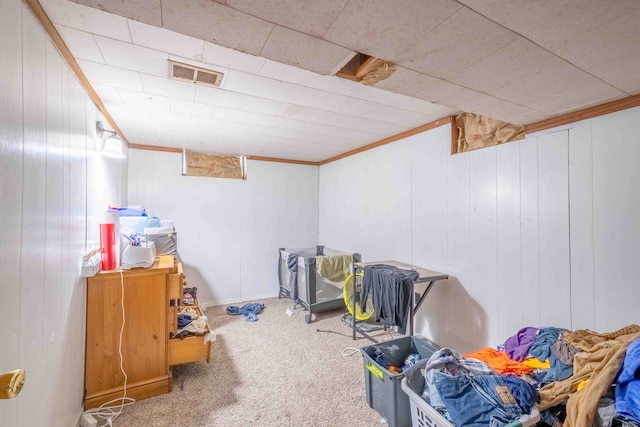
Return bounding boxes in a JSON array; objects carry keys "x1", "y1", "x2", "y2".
[
  {"x1": 258, "y1": 60, "x2": 317, "y2": 86},
  {"x1": 273, "y1": 81, "x2": 360, "y2": 113},
  {"x1": 553, "y1": 8, "x2": 640, "y2": 70},
  {"x1": 260, "y1": 26, "x2": 354, "y2": 75},
  {"x1": 323, "y1": 0, "x2": 463, "y2": 61},
  {"x1": 527, "y1": 81, "x2": 626, "y2": 115},
  {"x1": 498, "y1": 0, "x2": 640, "y2": 54},
  {"x1": 489, "y1": 62, "x2": 600, "y2": 105},
  {"x1": 222, "y1": 70, "x2": 286, "y2": 99},
  {"x1": 348, "y1": 99, "x2": 436, "y2": 128},
  {"x1": 201, "y1": 42, "x2": 267, "y2": 73},
  {"x1": 41, "y1": 0, "x2": 131, "y2": 41},
  {"x1": 457, "y1": 0, "x2": 529, "y2": 22},
  {"x1": 91, "y1": 83, "x2": 123, "y2": 105},
  {"x1": 374, "y1": 66, "x2": 462, "y2": 104},
  {"x1": 237, "y1": 96, "x2": 293, "y2": 116},
  {"x1": 77, "y1": 59, "x2": 143, "y2": 91},
  {"x1": 345, "y1": 83, "x2": 459, "y2": 117},
  {"x1": 55, "y1": 25, "x2": 104, "y2": 63},
  {"x1": 118, "y1": 89, "x2": 171, "y2": 111},
  {"x1": 94, "y1": 36, "x2": 169, "y2": 77},
  {"x1": 589, "y1": 54, "x2": 640, "y2": 95},
  {"x1": 128, "y1": 20, "x2": 205, "y2": 61},
  {"x1": 194, "y1": 86, "x2": 247, "y2": 109},
  {"x1": 396, "y1": 8, "x2": 520, "y2": 79},
  {"x1": 162, "y1": 0, "x2": 274, "y2": 56},
  {"x1": 170, "y1": 99, "x2": 215, "y2": 117},
  {"x1": 71, "y1": 0, "x2": 162, "y2": 26},
  {"x1": 450, "y1": 38, "x2": 565, "y2": 94},
  {"x1": 226, "y1": 0, "x2": 350, "y2": 37},
  {"x1": 473, "y1": 101, "x2": 547, "y2": 125},
  {"x1": 140, "y1": 74, "x2": 196, "y2": 101}
]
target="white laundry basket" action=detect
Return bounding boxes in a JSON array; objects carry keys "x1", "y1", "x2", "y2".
[{"x1": 400, "y1": 378, "x2": 540, "y2": 427}]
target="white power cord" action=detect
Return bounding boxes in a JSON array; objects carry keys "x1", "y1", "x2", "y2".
[{"x1": 83, "y1": 271, "x2": 135, "y2": 426}]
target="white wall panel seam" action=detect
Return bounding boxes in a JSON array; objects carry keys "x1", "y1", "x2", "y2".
[
  {"x1": 566, "y1": 136, "x2": 573, "y2": 331},
  {"x1": 589, "y1": 119, "x2": 596, "y2": 328}
]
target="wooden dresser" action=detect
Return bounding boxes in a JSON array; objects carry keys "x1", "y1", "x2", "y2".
[{"x1": 84, "y1": 255, "x2": 211, "y2": 409}]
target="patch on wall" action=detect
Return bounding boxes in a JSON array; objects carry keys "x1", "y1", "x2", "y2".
[
  {"x1": 455, "y1": 113, "x2": 525, "y2": 153},
  {"x1": 182, "y1": 150, "x2": 246, "y2": 179}
]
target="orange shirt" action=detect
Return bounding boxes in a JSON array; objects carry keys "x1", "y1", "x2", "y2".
[{"x1": 465, "y1": 348, "x2": 534, "y2": 376}]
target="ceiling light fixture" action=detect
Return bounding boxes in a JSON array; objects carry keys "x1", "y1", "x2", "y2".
[{"x1": 96, "y1": 121, "x2": 125, "y2": 159}]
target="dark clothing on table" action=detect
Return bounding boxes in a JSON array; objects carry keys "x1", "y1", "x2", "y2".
[{"x1": 362, "y1": 264, "x2": 419, "y2": 334}]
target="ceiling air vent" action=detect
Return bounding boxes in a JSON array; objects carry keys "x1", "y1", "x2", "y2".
[{"x1": 169, "y1": 60, "x2": 224, "y2": 88}]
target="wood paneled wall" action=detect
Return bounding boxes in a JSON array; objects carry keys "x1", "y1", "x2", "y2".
[
  {"x1": 319, "y1": 107, "x2": 640, "y2": 353},
  {"x1": 0, "y1": 3, "x2": 126, "y2": 426},
  {"x1": 127, "y1": 150, "x2": 319, "y2": 306}
]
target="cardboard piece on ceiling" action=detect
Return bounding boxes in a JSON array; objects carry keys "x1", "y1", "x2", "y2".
[
  {"x1": 455, "y1": 113, "x2": 525, "y2": 153},
  {"x1": 182, "y1": 150, "x2": 245, "y2": 179}
]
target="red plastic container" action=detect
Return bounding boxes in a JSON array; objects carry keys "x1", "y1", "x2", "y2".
[{"x1": 100, "y1": 223, "x2": 116, "y2": 270}]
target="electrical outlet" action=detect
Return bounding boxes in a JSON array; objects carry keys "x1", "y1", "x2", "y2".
[{"x1": 81, "y1": 413, "x2": 97, "y2": 427}]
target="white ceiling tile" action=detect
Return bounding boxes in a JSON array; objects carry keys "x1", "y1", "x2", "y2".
[
  {"x1": 396, "y1": 8, "x2": 520, "y2": 79},
  {"x1": 92, "y1": 83, "x2": 123, "y2": 104},
  {"x1": 220, "y1": 70, "x2": 283, "y2": 99},
  {"x1": 347, "y1": 100, "x2": 435, "y2": 127},
  {"x1": 194, "y1": 86, "x2": 245, "y2": 109},
  {"x1": 588, "y1": 54, "x2": 640, "y2": 95},
  {"x1": 345, "y1": 84, "x2": 459, "y2": 117},
  {"x1": 258, "y1": 60, "x2": 317, "y2": 86},
  {"x1": 128, "y1": 20, "x2": 205, "y2": 61},
  {"x1": 95, "y1": 36, "x2": 169, "y2": 77},
  {"x1": 118, "y1": 88, "x2": 171, "y2": 111},
  {"x1": 472, "y1": 101, "x2": 547, "y2": 125},
  {"x1": 489, "y1": 63, "x2": 601, "y2": 105},
  {"x1": 457, "y1": 0, "x2": 529, "y2": 22},
  {"x1": 213, "y1": 107, "x2": 273, "y2": 128},
  {"x1": 226, "y1": 0, "x2": 350, "y2": 37},
  {"x1": 162, "y1": 0, "x2": 274, "y2": 56},
  {"x1": 260, "y1": 26, "x2": 354, "y2": 75},
  {"x1": 527, "y1": 81, "x2": 626, "y2": 115},
  {"x1": 201, "y1": 42, "x2": 266, "y2": 74},
  {"x1": 323, "y1": 0, "x2": 463, "y2": 61},
  {"x1": 304, "y1": 74, "x2": 362, "y2": 95},
  {"x1": 77, "y1": 59, "x2": 143, "y2": 91},
  {"x1": 71, "y1": 0, "x2": 162, "y2": 26},
  {"x1": 41, "y1": 0, "x2": 132, "y2": 41},
  {"x1": 554, "y1": 8, "x2": 640, "y2": 69},
  {"x1": 374, "y1": 66, "x2": 460, "y2": 103},
  {"x1": 439, "y1": 86, "x2": 503, "y2": 112},
  {"x1": 311, "y1": 123, "x2": 386, "y2": 142},
  {"x1": 237, "y1": 96, "x2": 291, "y2": 116},
  {"x1": 140, "y1": 74, "x2": 196, "y2": 101},
  {"x1": 499, "y1": 0, "x2": 640, "y2": 54},
  {"x1": 55, "y1": 25, "x2": 104, "y2": 63},
  {"x1": 277, "y1": 119, "x2": 318, "y2": 133},
  {"x1": 274, "y1": 81, "x2": 360, "y2": 113},
  {"x1": 170, "y1": 99, "x2": 215, "y2": 117},
  {"x1": 449, "y1": 38, "x2": 565, "y2": 94}
]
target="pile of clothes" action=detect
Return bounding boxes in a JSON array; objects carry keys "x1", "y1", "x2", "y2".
[{"x1": 407, "y1": 324, "x2": 640, "y2": 427}]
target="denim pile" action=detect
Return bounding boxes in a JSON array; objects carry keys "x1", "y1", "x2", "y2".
[{"x1": 416, "y1": 325, "x2": 640, "y2": 427}]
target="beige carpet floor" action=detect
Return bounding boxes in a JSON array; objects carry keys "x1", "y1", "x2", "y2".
[{"x1": 112, "y1": 296, "x2": 405, "y2": 427}]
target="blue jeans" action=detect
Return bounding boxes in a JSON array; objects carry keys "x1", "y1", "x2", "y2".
[{"x1": 432, "y1": 372, "x2": 523, "y2": 427}]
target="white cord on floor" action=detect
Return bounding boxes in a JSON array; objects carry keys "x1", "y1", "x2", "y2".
[
  {"x1": 341, "y1": 347, "x2": 361, "y2": 357},
  {"x1": 83, "y1": 270, "x2": 135, "y2": 426}
]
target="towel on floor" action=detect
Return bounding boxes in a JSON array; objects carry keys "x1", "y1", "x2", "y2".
[{"x1": 226, "y1": 303, "x2": 266, "y2": 322}]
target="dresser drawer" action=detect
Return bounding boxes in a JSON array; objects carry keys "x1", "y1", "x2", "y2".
[
  {"x1": 168, "y1": 332, "x2": 211, "y2": 366},
  {"x1": 168, "y1": 262, "x2": 183, "y2": 300}
]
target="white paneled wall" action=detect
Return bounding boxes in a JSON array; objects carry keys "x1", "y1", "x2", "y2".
[
  {"x1": 127, "y1": 151, "x2": 319, "y2": 306},
  {"x1": 0, "y1": 3, "x2": 126, "y2": 426},
  {"x1": 319, "y1": 107, "x2": 640, "y2": 353}
]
